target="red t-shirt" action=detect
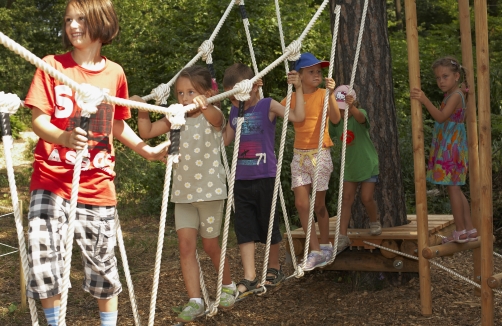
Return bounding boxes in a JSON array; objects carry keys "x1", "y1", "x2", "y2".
[{"x1": 24, "y1": 52, "x2": 130, "y2": 206}]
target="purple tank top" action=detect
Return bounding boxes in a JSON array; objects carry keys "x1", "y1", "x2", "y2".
[{"x1": 229, "y1": 98, "x2": 278, "y2": 180}]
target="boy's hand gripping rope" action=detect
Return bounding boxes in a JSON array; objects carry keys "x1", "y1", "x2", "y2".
[{"x1": 0, "y1": 93, "x2": 40, "y2": 326}]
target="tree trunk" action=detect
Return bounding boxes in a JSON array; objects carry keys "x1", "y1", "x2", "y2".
[
  {"x1": 395, "y1": 0, "x2": 403, "y2": 30},
  {"x1": 330, "y1": 0, "x2": 407, "y2": 228}
]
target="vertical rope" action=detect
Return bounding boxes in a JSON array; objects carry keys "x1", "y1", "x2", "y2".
[
  {"x1": 148, "y1": 155, "x2": 174, "y2": 326},
  {"x1": 1, "y1": 131, "x2": 40, "y2": 325},
  {"x1": 114, "y1": 211, "x2": 141, "y2": 326},
  {"x1": 330, "y1": 0, "x2": 369, "y2": 262}
]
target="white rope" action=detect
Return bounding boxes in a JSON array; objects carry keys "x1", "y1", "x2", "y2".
[
  {"x1": 363, "y1": 240, "x2": 502, "y2": 296},
  {"x1": 114, "y1": 211, "x2": 141, "y2": 326},
  {"x1": 0, "y1": 92, "x2": 22, "y2": 114},
  {"x1": 329, "y1": 0, "x2": 368, "y2": 263},
  {"x1": 0, "y1": 131, "x2": 39, "y2": 325},
  {"x1": 142, "y1": 0, "x2": 237, "y2": 104},
  {"x1": 147, "y1": 154, "x2": 174, "y2": 325}
]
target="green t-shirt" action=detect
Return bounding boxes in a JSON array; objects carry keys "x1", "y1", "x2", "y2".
[{"x1": 328, "y1": 109, "x2": 379, "y2": 182}]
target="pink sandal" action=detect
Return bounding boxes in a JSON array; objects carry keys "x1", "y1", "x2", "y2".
[
  {"x1": 442, "y1": 229, "x2": 469, "y2": 244},
  {"x1": 466, "y1": 228, "x2": 478, "y2": 242}
]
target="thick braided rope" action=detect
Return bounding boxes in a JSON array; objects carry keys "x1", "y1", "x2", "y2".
[
  {"x1": 148, "y1": 155, "x2": 174, "y2": 326},
  {"x1": 237, "y1": 0, "x2": 264, "y2": 99},
  {"x1": 0, "y1": 110, "x2": 40, "y2": 324},
  {"x1": 114, "y1": 211, "x2": 141, "y2": 326},
  {"x1": 363, "y1": 240, "x2": 502, "y2": 296},
  {"x1": 142, "y1": 0, "x2": 236, "y2": 103},
  {"x1": 211, "y1": 115, "x2": 245, "y2": 314},
  {"x1": 196, "y1": 250, "x2": 212, "y2": 314},
  {"x1": 331, "y1": 0, "x2": 368, "y2": 263}
]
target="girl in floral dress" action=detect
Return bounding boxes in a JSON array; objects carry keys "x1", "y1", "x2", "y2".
[
  {"x1": 411, "y1": 56, "x2": 477, "y2": 244},
  {"x1": 132, "y1": 66, "x2": 236, "y2": 322}
]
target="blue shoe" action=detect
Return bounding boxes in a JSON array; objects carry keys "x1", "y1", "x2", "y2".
[{"x1": 303, "y1": 251, "x2": 326, "y2": 271}]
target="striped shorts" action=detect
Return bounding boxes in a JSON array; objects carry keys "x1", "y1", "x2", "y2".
[{"x1": 26, "y1": 189, "x2": 122, "y2": 300}]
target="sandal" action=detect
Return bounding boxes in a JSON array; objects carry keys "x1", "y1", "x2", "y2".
[
  {"x1": 265, "y1": 267, "x2": 285, "y2": 287},
  {"x1": 236, "y1": 277, "x2": 261, "y2": 299},
  {"x1": 442, "y1": 229, "x2": 469, "y2": 244},
  {"x1": 466, "y1": 228, "x2": 478, "y2": 241}
]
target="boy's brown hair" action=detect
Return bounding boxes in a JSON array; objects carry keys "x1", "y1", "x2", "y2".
[
  {"x1": 63, "y1": 0, "x2": 119, "y2": 49},
  {"x1": 222, "y1": 63, "x2": 254, "y2": 89}
]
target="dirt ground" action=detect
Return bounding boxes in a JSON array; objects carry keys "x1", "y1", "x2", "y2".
[
  {"x1": 1, "y1": 213, "x2": 501, "y2": 326},
  {"x1": 1, "y1": 134, "x2": 502, "y2": 325}
]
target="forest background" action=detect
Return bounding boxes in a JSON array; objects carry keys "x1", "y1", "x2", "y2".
[{"x1": 0, "y1": 0, "x2": 501, "y2": 229}]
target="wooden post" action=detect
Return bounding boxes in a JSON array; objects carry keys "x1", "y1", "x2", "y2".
[
  {"x1": 404, "y1": 0, "x2": 432, "y2": 316},
  {"x1": 18, "y1": 200, "x2": 27, "y2": 310},
  {"x1": 474, "y1": 0, "x2": 494, "y2": 324},
  {"x1": 457, "y1": 0, "x2": 482, "y2": 296}
]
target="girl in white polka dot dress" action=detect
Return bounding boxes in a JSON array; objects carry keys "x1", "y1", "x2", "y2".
[{"x1": 132, "y1": 66, "x2": 236, "y2": 322}]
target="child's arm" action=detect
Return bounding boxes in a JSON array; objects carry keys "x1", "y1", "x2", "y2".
[
  {"x1": 346, "y1": 95, "x2": 366, "y2": 124},
  {"x1": 32, "y1": 107, "x2": 88, "y2": 150},
  {"x1": 113, "y1": 119, "x2": 170, "y2": 161},
  {"x1": 192, "y1": 95, "x2": 224, "y2": 131},
  {"x1": 130, "y1": 95, "x2": 171, "y2": 139},
  {"x1": 327, "y1": 78, "x2": 341, "y2": 124},
  {"x1": 269, "y1": 70, "x2": 305, "y2": 122},
  {"x1": 222, "y1": 119, "x2": 235, "y2": 146},
  {"x1": 410, "y1": 88, "x2": 462, "y2": 123}
]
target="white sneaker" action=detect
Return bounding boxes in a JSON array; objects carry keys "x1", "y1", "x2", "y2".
[
  {"x1": 321, "y1": 243, "x2": 334, "y2": 262},
  {"x1": 336, "y1": 235, "x2": 351, "y2": 253},
  {"x1": 369, "y1": 221, "x2": 382, "y2": 235},
  {"x1": 303, "y1": 251, "x2": 327, "y2": 271}
]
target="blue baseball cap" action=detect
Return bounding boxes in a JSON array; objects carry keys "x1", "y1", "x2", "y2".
[{"x1": 294, "y1": 52, "x2": 329, "y2": 71}]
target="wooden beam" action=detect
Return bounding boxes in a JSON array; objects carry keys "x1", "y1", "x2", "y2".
[
  {"x1": 404, "y1": 0, "x2": 432, "y2": 316},
  {"x1": 322, "y1": 250, "x2": 418, "y2": 273},
  {"x1": 487, "y1": 273, "x2": 502, "y2": 289},
  {"x1": 474, "y1": 0, "x2": 494, "y2": 324},
  {"x1": 458, "y1": 0, "x2": 482, "y2": 298},
  {"x1": 422, "y1": 239, "x2": 482, "y2": 259}
]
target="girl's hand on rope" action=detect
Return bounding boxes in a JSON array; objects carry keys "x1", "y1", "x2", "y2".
[
  {"x1": 129, "y1": 95, "x2": 148, "y2": 112},
  {"x1": 254, "y1": 79, "x2": 264, "y2": 88},
  {"x1": 345, "y1": 94, "x2": 355, "y2": 108},
  {"x1": 193, "y1": 95, "x2": 210, "y2": 110},
  {"x1": 325, "y1": 78, "x2": 336, "y2": 94},
  {"x1": 145, "y1": 140, "x2": 171, "y2": 162},
  {"x1": 287, "y1": 71, "x2": 302, "y2": 89},
  {"x1": 65, "y1": 127, "x2": 88, "y2": 150}
]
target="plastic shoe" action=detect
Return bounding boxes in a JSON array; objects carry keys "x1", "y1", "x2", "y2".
[
  {"x1": 442, "y1": 229, "x2": 469, "y2": 244},
  {"x1": 369, "y1": 221, "x2": 382, "y2": 235},
  {"x1": 303, "y1": 251, "x2": 326, "y2": 271},
  {"x1": 176, "y1": 300, "x2": 205, "y2": 323},
  {"x1": 336, "y1": 235, "x2": 351, "y2": 254},
  {"x1": 466, "y1": 228, "x2": 478, "y2": 242},
  {"x1": 321, "y1": 243, "x2": 334, "y2": 262},
  {"x1": 219, "y1": 286, "x2": 236, "y2": 310}
]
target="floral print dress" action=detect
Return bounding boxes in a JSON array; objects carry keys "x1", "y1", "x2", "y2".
[{"x1": 426, "y1": 90, "x2": 468, "y2": 185}]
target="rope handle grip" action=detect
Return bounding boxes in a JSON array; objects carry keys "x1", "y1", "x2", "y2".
[
  {"x1": 0, "y1": 112, "x2": 11, "y2": 136},
  {"x1": 238, "y1": 101, "x2": 245, "y2": 118},
  {"x1": 168, "y1": 129, "x2": 181, "y2": 155}
]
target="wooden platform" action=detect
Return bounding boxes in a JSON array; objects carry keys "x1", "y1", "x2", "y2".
[{"x1": 284, "y1": 214, "x2": 455, "y2": 272}]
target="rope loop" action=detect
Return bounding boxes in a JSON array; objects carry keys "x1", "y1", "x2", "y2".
[
  {"x1": 151, "y1": 83, "x2": 171, "y2": 106},
  {"x1": 166, "y1": 103, "x2": 186, "y2": 130},
  {"x1": 198, "y1": 40, "x2": 214, "y2": 62},
  {"x1": 75, "y1": 83, "x2": 104, "y2": 117},
  {"x1": 285, "y1": 40, "x2": 302, "y2": 62},
  {"x1": 233, "y1": 79, "x2": 254, "y2": 101},
  {"x1": 0, "y1": 92, "x2": 22, "y2": 114},
  {"x1": 208, "y1": 305, "x2": 218, "y2": 317},
  {"x1": 295, "y1": 267, "x2": 304, "y2": 278}
]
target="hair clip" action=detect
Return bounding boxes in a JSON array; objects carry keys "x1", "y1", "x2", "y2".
[{"x1": 451, "y1": 60, "x2": 457, "y2": 66}]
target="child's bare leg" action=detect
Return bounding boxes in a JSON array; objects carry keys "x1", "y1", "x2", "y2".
[
  {"x1": 98, "y1": 297, "x2": 118, "y2": 312},
  {"x1": 360, "y1": 182, "x2": 378, "y2": 223},
  {"x1": 446, "y1": 185, "x2": 468, "y2": 241},
  {"x1": 460, "y1": 191, "x2": 476, "y2": 236},
  {"x1": 177, "y1": 228, "x2": 201, "y2": 298},
  {"x1": 41, "y1": 295, "x2": 61, "y2": 309},
  {"x1": 202, "y1": 236, "x2": 232, "y2": 286},
  {"x1": 237, "y1": 242, "x2": 256, "y2": 293},
  {"x1": 314, "y1": 190, "x2": 330, "y2": 244},
  {"x1": 340, "y1": 181, "x2": 357, "y2": 236},
  {"x1": 293, "y1": 184, "x2": 320, "y2": 251},
  {"x1": 268, "y1": 243, "x2": 281, "y2": 270}
]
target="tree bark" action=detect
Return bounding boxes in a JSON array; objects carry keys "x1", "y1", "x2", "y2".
[{"x1": 329, "y1": 0, "x2": 407, "y2": 228}]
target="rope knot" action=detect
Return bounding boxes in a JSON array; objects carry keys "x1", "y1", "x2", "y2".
[
  {"x1": 166, "y1": 103, "x2": 186, "y2": 130},
  {"x1": 285, "y1": 40, "x2": 302, "y2": 62},
  {"x1": 0, "y1": 92, "x2": 22, "y2": 114},
  {"x1": 233, "y1": 79, "x2": 253, "y2": 102},
  {"x1": 198, "y1": 40, "x2": 214, "y2": 63},
  {"x1": 151, "y1": 83, "x2": 171, "y2": 106},
  {"x1": 75, "y1": 83, "x2": 104, "y2": 117}
]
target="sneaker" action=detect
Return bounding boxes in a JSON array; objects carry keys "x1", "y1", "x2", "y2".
[
  {"x1": 219, "y1": 286, "x2": 236, "y2": 309},
  {"x1": 176, "y1": 300, "x2": 205, "y2": 323},
  {"x1": 336, "y1": 235, "x2": 351, "y2": 254},
  {"x1": 303, "y1": 251, "x2": 327, "y2": 271},
  {"x1": 320, "y1": 243, "x2": 334, "y2": 262},
  {"x1": 369, "y1": 221, "x2": 382, "y2": 235}
]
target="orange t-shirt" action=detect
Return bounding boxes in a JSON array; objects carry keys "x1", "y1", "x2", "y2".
[
  {"x1": 24, "y1": 52, "x2": 130, "y2": 206},
  {"x1": 281, "y1": 88, "x2": 333, "y2": 149}
]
